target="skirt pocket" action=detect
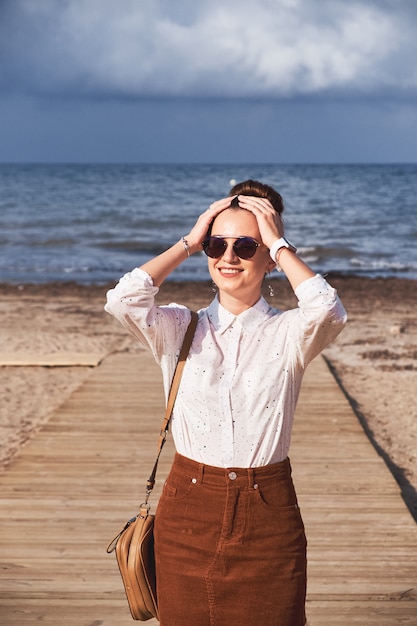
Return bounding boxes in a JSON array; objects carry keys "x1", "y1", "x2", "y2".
[
  {"x1": 161, "y1": 471, "x2": 195, "y2": 502},
  {"x1": 254, "y1": 475, "x2": 299, "y2": 511}
]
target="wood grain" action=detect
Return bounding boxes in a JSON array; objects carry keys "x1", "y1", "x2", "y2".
[{"x1": 0, "y1": 353, "x2": 416, "y2": 625}]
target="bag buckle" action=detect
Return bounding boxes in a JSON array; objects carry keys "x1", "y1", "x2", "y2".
[{"x1": 139, "y1": 502, "x2": 151, "y2": 518}]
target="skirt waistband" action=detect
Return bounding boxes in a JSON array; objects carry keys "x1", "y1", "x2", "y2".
[{"x1": 171, "y1": 452, "x2": 292, "y2": 488}]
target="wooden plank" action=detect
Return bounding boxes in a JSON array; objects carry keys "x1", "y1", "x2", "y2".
[
  {"x1": 0, "y1": 352, "x2": 416, "y2": 626},
  {"x1": 0, "y1": 352, "x2": 104, "y2": 366}
]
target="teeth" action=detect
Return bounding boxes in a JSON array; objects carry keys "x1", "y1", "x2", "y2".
[{"x1": 220, "y1": 269, "x2": 240, "y2": 274}]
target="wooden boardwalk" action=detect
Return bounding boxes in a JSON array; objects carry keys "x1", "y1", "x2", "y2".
[{"x1": 0, "y1": 351, "x2": 416, "y2": 625}]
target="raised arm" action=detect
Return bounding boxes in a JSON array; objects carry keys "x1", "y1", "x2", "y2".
[
  {"x1": 140, "y1": 197, "x2": 232, "y2": 286},
  {"x1": 236, "y1": 195, "x2": 315, "y2": 291}
]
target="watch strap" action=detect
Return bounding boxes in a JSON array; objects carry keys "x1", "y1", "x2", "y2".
[{"x1": 269, "y1": 238, "x2": 297, "y2": 263}]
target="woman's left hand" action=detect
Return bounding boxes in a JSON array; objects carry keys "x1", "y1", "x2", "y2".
[{"x1": 235, "y1": 195, "x2": 284, "y2": 249}]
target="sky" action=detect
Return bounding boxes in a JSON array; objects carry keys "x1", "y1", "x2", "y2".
[{"x1": 0, "y1": 0, "x2": 416, "y2": 164}]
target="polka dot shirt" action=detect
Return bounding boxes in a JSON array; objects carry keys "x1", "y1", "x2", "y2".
[{"x1": 105, "y1": 269, "x2": 347, "y2": 468}]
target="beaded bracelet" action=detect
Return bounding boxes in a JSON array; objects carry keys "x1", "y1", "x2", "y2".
[
  {"x1": 181, "y1": 236, "x2": 190, "y2": 258},
  {"x1": 276, "y1": 247, "x2": 286, "y2": 265},
  {"x1": 275, "y1": 246, "x2": 295, "y2": 272}
]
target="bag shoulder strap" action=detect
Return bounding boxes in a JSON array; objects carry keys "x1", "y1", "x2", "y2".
[
  {"x1": 161, "y1": 310, "x2": 199, "y2": 435},
  {"x1": 145, "y1": 310, "x2": 198, "y2": 501}
]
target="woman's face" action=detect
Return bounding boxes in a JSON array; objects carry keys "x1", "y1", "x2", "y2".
[{"x1": 208, "y1": 208, "x2": 272, "y2": 310}]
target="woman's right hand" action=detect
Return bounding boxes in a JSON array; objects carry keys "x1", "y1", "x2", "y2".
[
  {"x1": 139, "y1": 197, "x2": 232, "y2": 286},
  {"x1": 184, "y1": 197, "x2": 233, "y2": 254}
]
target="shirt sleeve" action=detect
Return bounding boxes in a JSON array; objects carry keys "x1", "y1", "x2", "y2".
[
  {"x1": 104, "y1": 268, "x2": 191, "y2": 367},
  {"x1": 289, "y1": 273, "x2": 347, "y2": 367}
]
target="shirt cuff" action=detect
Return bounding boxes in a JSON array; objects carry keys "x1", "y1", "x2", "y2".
[
  {"x1": 115, "y1": 267, "x2": 159, "y2": 294},
  {"x1": 294, "y1": 273, "x2": 333, "y2": 303}
]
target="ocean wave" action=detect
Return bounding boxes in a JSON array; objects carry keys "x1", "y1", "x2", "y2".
[
  {"x1": 1, "y1": 163, "x2": 417, "y2": 283},
  {"x1": 350, "y1": 257, "x2": 414, "y2": 274}
]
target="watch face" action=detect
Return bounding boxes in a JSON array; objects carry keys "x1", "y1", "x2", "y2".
[{"x1": 283, "y1": 238, "x2": 297, "y2": 252}]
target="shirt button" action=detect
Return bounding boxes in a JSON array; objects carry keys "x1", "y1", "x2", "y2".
[{"x1": 228, "y1": 471, "x2": 237, "y2": 480}]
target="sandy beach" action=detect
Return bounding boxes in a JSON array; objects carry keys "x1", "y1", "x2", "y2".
[{"x1": 1, "y1": 276, "x2": 416, "y2": 520}]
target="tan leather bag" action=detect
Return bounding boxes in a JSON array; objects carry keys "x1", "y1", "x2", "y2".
[
  {"x1": 107, "y1": 311, "x2": 198, "y2": 621},
  {"x1": 108, "y1": 505, "x2": 157, "y2": 620}
]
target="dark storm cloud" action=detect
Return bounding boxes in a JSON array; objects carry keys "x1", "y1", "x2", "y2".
[{"x1": 1, "y1": 0, "x2": 416, "y2": 100}]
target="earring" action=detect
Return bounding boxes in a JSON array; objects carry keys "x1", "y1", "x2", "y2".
[
  {"x1": 211, "y1": 281, "x2": 218, "y2": 293},
  {"x1": 266, "y1": 272, "x2": 274, "y2": 297}
]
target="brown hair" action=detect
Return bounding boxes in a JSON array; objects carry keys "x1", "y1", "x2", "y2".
[{"x1": 229, "y1": 179, "x2": 284, "y2": 215}]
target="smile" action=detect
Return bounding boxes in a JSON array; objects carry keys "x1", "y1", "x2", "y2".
[{"x1": 218, "y1": 268, "x2": 243, "y2": 275}]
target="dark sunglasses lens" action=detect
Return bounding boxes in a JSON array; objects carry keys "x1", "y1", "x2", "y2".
[
  {"x1": 233, "y1": 238, "x2": 258, "y2": 259},
  {"x1": 203, "y1": 237, "x2": 227, "y2": 258}
]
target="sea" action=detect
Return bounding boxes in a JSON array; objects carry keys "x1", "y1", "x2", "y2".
[{"x1": 0, "y1": 163, "x2": 416, "y2": 284}]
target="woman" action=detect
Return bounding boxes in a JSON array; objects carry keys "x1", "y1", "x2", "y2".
[{"x1": 105, "y1": 179, "x2": 347, "y2": 626}]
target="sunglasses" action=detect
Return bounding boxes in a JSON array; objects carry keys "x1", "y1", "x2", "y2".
[{"x1": 202, "y1": 236, "x2": 260, "y2": 260}]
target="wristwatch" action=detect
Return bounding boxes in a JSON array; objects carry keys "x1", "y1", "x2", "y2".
[{"x1": 269, "y1": 237, "x2": 297, "y2": 263}]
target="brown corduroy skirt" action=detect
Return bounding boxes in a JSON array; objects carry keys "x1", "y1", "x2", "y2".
[{"x1": 154, "y1": 453, "x2": 307, "y2": 626}]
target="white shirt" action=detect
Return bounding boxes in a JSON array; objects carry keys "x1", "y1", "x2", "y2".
[{"x1": 105, "y1": 269, "x2": 347, "y2": 468}]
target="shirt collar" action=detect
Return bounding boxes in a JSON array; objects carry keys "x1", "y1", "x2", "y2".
[{"x1": 207, "y1": 295, "x2": 273, "y2": 335}]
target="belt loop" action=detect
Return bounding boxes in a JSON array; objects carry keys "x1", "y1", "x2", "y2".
[
  {"x1": 198, "y1": 462, "x2": 204, "y2": 485},
  {"x1": 247, "y1": 468, "x2": 254, "y2": 488}
]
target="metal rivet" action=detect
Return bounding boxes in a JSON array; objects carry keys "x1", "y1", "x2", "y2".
[
  {"x1": 253, "y1": 483, "x2": 258, "y2": 490},
  {"x1": 191, "y1": 478, "x2": 197, "y2": 484}
]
